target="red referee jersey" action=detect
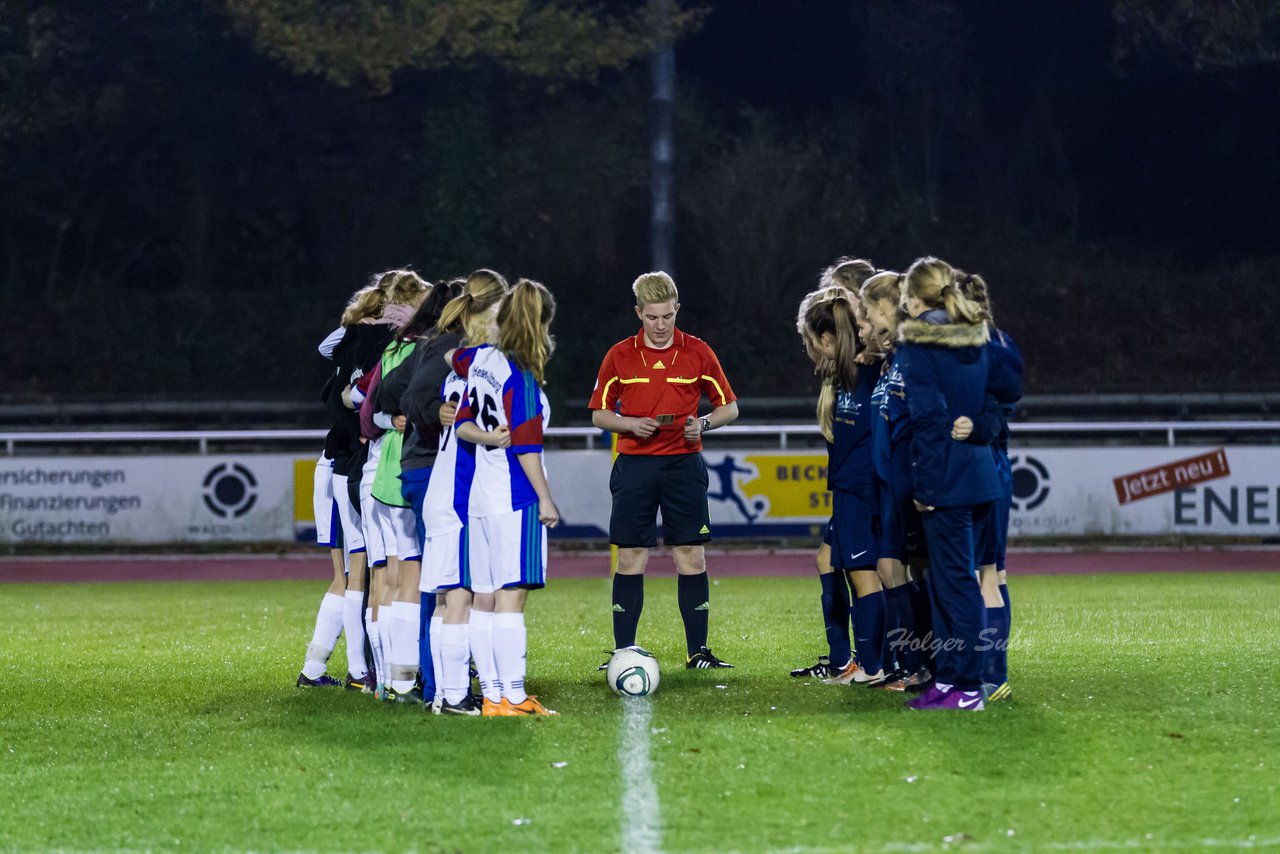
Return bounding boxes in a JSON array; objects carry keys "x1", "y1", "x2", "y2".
[{"x1": 588, "y1": 327, "x2": 736, "y2": 455}]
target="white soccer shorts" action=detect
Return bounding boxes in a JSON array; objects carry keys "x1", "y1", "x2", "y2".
[{"x1": 468, "y1": 505, "x2": 547, "y2": 594}]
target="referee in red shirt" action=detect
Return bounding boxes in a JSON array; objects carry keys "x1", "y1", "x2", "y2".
[{"x1": 589, "y1": 272, "x2": 740, "y2": 669}]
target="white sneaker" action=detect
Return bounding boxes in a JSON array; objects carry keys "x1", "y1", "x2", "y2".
[
  {"x1": 821, "y1": 660, "x2": 859, "y2": 685},
  {"x1": 852, "y1": 667, "x2": 887, "y2": 686}
]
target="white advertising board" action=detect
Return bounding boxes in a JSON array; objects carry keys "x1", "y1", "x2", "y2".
[
  {"x1": 5, "y1": 445, "x2": 1277, "y2": 545},
  {"x1": 1007, "y1": 446, "x2": 1280, "y2": 536},
  {"x1": 0, "y1": 455, "x2": 296, "y2": 544}
]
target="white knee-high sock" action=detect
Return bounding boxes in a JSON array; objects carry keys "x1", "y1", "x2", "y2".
[
  {"x1": 378, "y1": 617, "x2": 395, "y2": 688},
  {"x1": 343, "y1": 590, "x2": 368, "y2": 679},
  {"x1": 368, "y1": 608, "x2": 385, "y2": 688},
  {"x1": 429, "y1": 614, "x2": 444, "y2": 695},
  {"x1": 301, "y1": 592, "x2": 345, "y2": 679},
  {"x1": 469, "y1": 610, "x2": 501, "y2": 703},
  {"x1": 440, "y1": 622, "x2": 471, "y2": 705},
  {"x1": 493, "y1": 612, "x2": 527, "y2": 705},
  {"x1": 388, "y1": 600, "x2": 421, "y2": 691}
]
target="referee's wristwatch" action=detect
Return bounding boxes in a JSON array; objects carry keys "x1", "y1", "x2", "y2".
[{"x1": 698, "y1": 416, "x2": 712, "y2": 434}]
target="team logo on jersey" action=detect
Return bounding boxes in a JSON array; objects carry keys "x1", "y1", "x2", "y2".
[
  {"x1": 1009, "y1": 455, "x2": 1050, "y2": 511},
  {"x1": 202, "y1": 463, "x2": 259, "y2": 518}
]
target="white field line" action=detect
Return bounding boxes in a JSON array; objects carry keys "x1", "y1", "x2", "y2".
[{"x1": 619, "y1": 698, "x2": 662, "y2": 854}]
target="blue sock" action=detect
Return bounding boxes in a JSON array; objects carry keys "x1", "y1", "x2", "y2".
[
  {"x1": 854, "y1": 590, "x2": 886, "y2": 674},
  {"x1": 887, "y1": 586, "x2": 918, "y2": 673},
  {"x1": 910, "y1": 577, "x2": 934, "y2": 670},
  {"x1": 820, "y1": 573, "x2": 852, "y2": 667},
  {"x1": 420, "y1": 592, "x2": 437, "y2": 701}
]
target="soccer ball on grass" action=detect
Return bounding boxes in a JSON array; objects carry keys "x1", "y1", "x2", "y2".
[{"x1": 606, "y1": 645, "x2": 660, "y2": 697}]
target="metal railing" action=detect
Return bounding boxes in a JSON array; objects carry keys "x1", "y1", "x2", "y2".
[{"x1": 4, "y1": 421, "x2": 1280, "y2": 455}]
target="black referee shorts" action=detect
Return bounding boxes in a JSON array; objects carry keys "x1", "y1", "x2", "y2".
[{"x1": 609, "y1": 452, "x2": 711, "y2": 548}]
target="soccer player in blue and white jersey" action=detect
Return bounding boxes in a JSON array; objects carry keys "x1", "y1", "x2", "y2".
[
  {"x1": 417, "y1": 271, "x2": 508, "y2": 715},
  {"x1": 454, "y1": 279, "x2": 560, "y2": 717}
]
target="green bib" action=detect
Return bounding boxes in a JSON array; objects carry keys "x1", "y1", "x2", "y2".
[{"x1": 371, "y1": 341, "x2": 416, "y2": 508}]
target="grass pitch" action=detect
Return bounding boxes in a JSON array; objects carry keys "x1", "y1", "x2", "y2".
[{"x1": 2, "y1": 571, "x2": 1278, "y2": 852}]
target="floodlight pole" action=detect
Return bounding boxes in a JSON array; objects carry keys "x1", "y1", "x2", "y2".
[{"x1": 650, "y1": 7, "x2": 676, "y2": 276}]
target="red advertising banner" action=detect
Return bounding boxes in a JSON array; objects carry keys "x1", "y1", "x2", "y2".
[{"x1": 1113, "y1": 449, "x2": 1230, "y2": 505}]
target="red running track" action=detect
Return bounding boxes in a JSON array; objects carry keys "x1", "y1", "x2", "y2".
[{"x1": 2, "y1": 548, "x2": 1280, "y2": 584}]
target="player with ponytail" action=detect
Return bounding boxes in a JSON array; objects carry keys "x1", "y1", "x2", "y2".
[
  {"x1": 789, "y1": 258, "x2": 875, "y2": 680},
  {"x1": 416, "y1": 269, "x2": 509, "y2": 714},
  {"x1": 897, "y1": 257, "x2": 1016, "y2": 711},
  {"x1": 860, "y1": 272, "x2": 933, "y2": 691},
  {"x1": 801, "y1": 287, "x2": 892, "y2": 686},
  {"x1": 953, "y1": 272, "x2": 1023, "y2": 702},
  {"x1": 453, "y1": 279, "x2": 560, "y2": 716}
]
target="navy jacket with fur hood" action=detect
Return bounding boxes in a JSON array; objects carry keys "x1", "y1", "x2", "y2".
[{"x1": 897, "y1": 310, "x2": 1010, "y2": 508}]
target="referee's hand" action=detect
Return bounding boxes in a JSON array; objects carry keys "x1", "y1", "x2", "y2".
[
  {"x1": 683, "y1": 416, "x2": 702, "y2": 443},
  {"x1": 629, "y1": 417, "x2": 660, "y2": 439}
]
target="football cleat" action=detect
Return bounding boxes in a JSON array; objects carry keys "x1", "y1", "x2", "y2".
[
  {"x1": 437, "y1": 695, "x2": 482, "y2": 716},
  {"x1": 790, "y1": 655, "x2": 836, "y2": 678},
  {"x1": 482, "y1": 697, "x2": 512, "y2": 717},
  {"x1": 821, "y1": 659, "x2": 860, "y2": 685},
  {"x1": 902, "y1": 667, "x2": 933, "y2": 693},
  {"x1": 871, "y1": 670, "x2": 908, "y2": 691},
  {"x1": 596, "y1": 648, "x2": 618, "y2": 672},
  {"x1": 983, "y1": 681, "x2": 1012, "y2": 703},
  {"x1": 505, "y1": 696, "x2": 558, "y2": 716},
  {"x1": 686, "y1": 647, "x2": 733, "y2": 669},
  {"x1": 384, "y1": 685, "x2": 424, "y2": 705},
  {"x1": 343, "y1": 672, "x2": 373, "y2": 693},
  {"x1": 852, "y1": 667, "x2": 889, "y2": 686},
  {"x1": 296, "y1": 673, "x2": 342, "y2": 688}
]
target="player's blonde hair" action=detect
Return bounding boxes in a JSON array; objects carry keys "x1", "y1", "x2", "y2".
[
  {"x1": 904, "y1": 256, "x2": 989, "y2": 325},
  {"x1": 498, "y1": 279, "x2": 557, "y2": 384},
  {"x1": 802, "y1": 287, "x2": 862, "y2": 442},
  {"x1": 819, "y1": 257, "x2": 876, "y2": 294},
  {"x1": 632, "y1": 271, "x2": 678, "y2": 308},
  {"x1": 436, "y1": 268, "x2": 509, "y2": 345},
  {"x1": 340, "y1": 283, "x2": 386, "y2": 326},
  {"x1": 377, "y1": 268, "x2": 430, "y2": 306},
  {"x1": 957, "y1": 270, "x2": 995, "y2": 325},
  {"x1": 860, "y1": 271, "x2": 905, "y2": 340}
]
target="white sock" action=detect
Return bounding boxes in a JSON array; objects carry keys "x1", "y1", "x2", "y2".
[
  {"x1": 380, "y1": 617, "x2": 397, "y2": 687},
  {"x1": 429, "y1": 614, "x2": 444, "y2": 696},
  {"x1": 469, "y1": 610, "x2": 501, "y2": 703},
  {"x1": 369, "y1": 620, "x2": 384, "y2": 687},
  {"x1": 301, "y1": 593, "x2": 344, "y2": 679},
  {"x1": 388, "y1": 600, "x2": 421, "y2": 691},
  {"x1": 440, "y1": 622, "x2": 471, "y2": 705},
  {"x1": 493, "y1": 612, "x2": 527, "y2": 705},
  {"x1": 343, "y1": 590, "x2": 367, "y2": 679}
]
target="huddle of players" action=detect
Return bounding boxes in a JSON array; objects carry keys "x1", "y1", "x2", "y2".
[
  {"x1": 793, "y1": 256, "x2": 1022, "y2": 711},
  {"x1": 297, "y1": 268, "x2": 560, "y2": 717}
]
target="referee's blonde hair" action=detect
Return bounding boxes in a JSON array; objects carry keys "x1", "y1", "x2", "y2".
[
  {"x1": 498, "y1": 279, "x2": 557, "y2": 384},
  {"x1": 632, "y1": 271, "x2": 678, "y2": 308}
]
